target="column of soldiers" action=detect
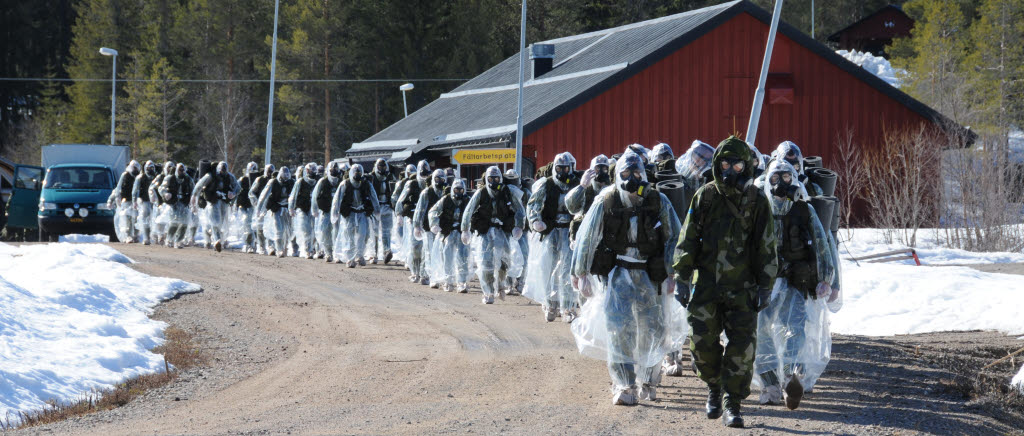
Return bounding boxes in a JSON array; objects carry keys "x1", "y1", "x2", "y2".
[{"x1": 114, "y1": 136, "x2": 840, "y2": 428}]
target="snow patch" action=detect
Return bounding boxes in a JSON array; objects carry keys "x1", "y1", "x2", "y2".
[
  {"x1": 837, "y1": 49, "x2": 902, "y2": 88},
  {"x1": 59, "y1": 233, "x2": 111, "y2": 243},
  {"x1": 1013, "y1": 363, "x2": 1024, "y2": 394},
  {"x1": 834, "y1": 229, "x2": 1024, "y2": 336},
  {"x1": 0, "y1": 242, "x2": 200, "y2": 423}
]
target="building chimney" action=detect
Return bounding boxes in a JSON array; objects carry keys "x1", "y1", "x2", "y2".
[{"x1": 530, "y1": 44, "x2": 555, "y2": 79}]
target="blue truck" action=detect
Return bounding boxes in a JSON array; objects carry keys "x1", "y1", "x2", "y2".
[{"x1": 34, "y1": 144, "x2": 129, "y2": 241}]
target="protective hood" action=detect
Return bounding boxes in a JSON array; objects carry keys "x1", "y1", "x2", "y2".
[
  {"x1": 304, "y1": 163, "x2": 317, "y2": 184},
  {"x1": 264, "y1": 164, "x2": 276, "y2": 178},
  {"x1": 651, "y1": 143, "x2": 674, "y2": 163},
  {"x1": 416, "y1": 160, "x2": 431, "y2": 185},
  {"x1": 163, "y1": 161, "x2": 175, "y2": 176},
  {"x1": 626, "y1": 144, "x2": 650, "y2": 165},
  {"x1": 676, "y1": 140, "x2": 714, "y2": 181},
  {"x1": 772, "y1": 140, "x2": 805, "y2": 175},
  {"x1": 451, "y1": 178, "x2": 467, "y2": 201},
  {"x1": 216, "y1": 161, "x2": 228, "y2": 175},
  {"x1": 430, "y1": 169, "x2": 446, "y2": 193},
  {"x1": 327, "y1": 161, "x2": 341, "y2": 183},
  {"x1": 614, "y1": 153, "x2": 649, "y2": 204},
  {"x1": 174, "y1": 163, "x2": 187, "y2": 180},
  {"x1": 712, "y1": 136, "x2": 755, "y2": 186},
  {"x1": 143, "y1": 160, "x2": 157, "y2": 177},
  {"x1": 374, "y1": 158, "x2": 389, "y2": 176},
  {"x1": 502, "y1": 169, "x2": 520, "y2": 187},
  {"x1": 349, "y1": 164, "x2": 364, "y2": 185},
  {"x1": 590, "y1": 154, "x2": 611, "y2": 187},
  {"x1": 763, "y1": 160, "x2": 809, "y2": 215},
  {"x1": 552, "y1": 152, "x2": 577, "y2": 188},
  {"x1": 277, "y1": 166, "x2": 291, "y2": 183},
  {"x1": 404, "y1": 164, "x2": 416, "y2": 177},
  {"x1": 484, "y1": 166, "x2": 503, "y2": 194},
  {"x1": 244, "y1": 161, "x2": 259, "y2": 176},
  {"x1": 127, "y1": 160, "x2": 140, "y2": 176}
]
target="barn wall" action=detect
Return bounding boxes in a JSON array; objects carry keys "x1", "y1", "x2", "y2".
[{"x1": 524, "y1": 12, "x2": 932, "y2": 174}]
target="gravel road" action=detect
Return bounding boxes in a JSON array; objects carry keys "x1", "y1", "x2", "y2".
[{"x1": 12, "y1": 244, "x2": 1024, "y2": 435}]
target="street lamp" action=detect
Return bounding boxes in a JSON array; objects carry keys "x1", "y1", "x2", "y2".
[
  {"x1": 399, "y1": 83, "x2": 414, "y2": 118},
  {"x1": 99, "y1": 47, "x2": 118, "y2": 145}
]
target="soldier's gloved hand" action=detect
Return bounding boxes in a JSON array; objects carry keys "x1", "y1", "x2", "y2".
[
  {"x1": 430, "y1": 225, "x2": 441, "y2": 234},
  {"x1": 163, "y1": 192, "x2": 172, "y2": 201},
  {"x1": 757, "y1": 286, "x2": 772, "y2": 311},
  {"x1": 531, "y1": 221, "x2": 547, "y2": 232},
  {"x1": 674, "y1": 280, "x2": 691, "y2": 308},
  {"x1": 289, "y1": 210, "x2": 295, "y2": 217},
  {"x1": 461, "y1": 232, "x2": 471, "y2": 245},
  {"x1": 511, "y1": 227, "x2": 523, "y2": 241},
  {"x1": 580, "y1": 168, "x2": 596, "y2": 187},
  {"x1": 815, "y1": 282, "x2": 832, "y2": 300},
  {"x1": 414, "y1": 227, "x2": 423, "y2": 240},
  {"x1": 228, "y1": 192, "x2": 236, "y2": 200}
]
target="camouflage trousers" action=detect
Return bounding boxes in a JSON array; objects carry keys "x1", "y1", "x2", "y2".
[{"x1": 687, "y1": 286, "x2": 758, "y2": 399}]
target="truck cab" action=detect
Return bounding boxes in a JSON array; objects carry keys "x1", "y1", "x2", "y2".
[{"x1": 37, "y1": 164, "x2": 118, "y2": 241}]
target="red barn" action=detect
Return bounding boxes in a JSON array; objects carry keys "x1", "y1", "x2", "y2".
[
  {"x1": 347, "y1": 0, "x2": 958, "y2": 190},
  {"x1": 828, "y1": 5, "x2": 915, "y2": 58}
]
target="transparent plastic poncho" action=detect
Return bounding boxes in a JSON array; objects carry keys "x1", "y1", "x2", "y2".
[
  {"x1": 330, "y1": 179, "x2": 379, "y2": 263},
  {"x1": 523, "y1": 178, "x2": 575, "y2": 310}
]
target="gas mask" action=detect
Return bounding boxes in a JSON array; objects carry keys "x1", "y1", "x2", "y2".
[
  {"x1": 277, "y1": 167, "x2": 291, "y2": 183},
  {"x1": 128, "y1": 160, "x2": 140, "y2": 177},
  {"x1": 554, "y1": 165, "x2": 574, "y2": 185},
  {"x1": 144, "y1": 161, "x2": 157, "y2": 178},
  {"x1": 719, "y1": 158, "x2": 746, "y2": 186},
  {"x1": 216, "y1": 162, "x2": 228, "y2": 176},
  {"x1": 246, "y1": 162, "x2": 259, "y2": 178},
  {"x1": 328, "y1": 163, "x2": 341, "y2": 179},
  {"x1": 375, "y1": 160, "x2": 389, "y2": 176},
  {"x1": 163, "y1": 161, "x2": 175, "y2": 176},
  {"x1": 351, "y1": 169, "x2": 364, "y2": 183},
  {"x1": 264, "y1": 164, "x2": 275, "y2": 179},
  {"x1": 619, "y1": 168, "x2": 647, "y2": 194},
  {"x1": 175, "y1": 164, "x2": 187, "y2": 181},
  {"x1": 595, "y1": 165, "x2": 611, "y2": 184}
]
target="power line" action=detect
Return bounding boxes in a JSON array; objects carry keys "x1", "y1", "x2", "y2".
[{"x1": 0, "y1": 77, "x2": 468, "y2": 83}]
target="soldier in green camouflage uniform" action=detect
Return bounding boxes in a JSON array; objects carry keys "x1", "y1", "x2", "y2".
[{"x1": 672, "y1": 136, "x2": 778, "y2": 428}]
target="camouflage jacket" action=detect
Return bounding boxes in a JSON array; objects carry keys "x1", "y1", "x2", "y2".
[{"x1": 673, "y1": 136, "x2": 778, "y2": 293}]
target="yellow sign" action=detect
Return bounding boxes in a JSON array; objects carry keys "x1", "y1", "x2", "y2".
[{"x1": 452, "y1": 148, "x2": 517, "y2": 165}]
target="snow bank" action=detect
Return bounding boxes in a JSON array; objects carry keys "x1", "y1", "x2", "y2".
[
  {"x1": 0, "y1": 242, "x2": 200, "y2": 422},
  {"x1": 834, "y1": 229, "x2": 1024, "y2": 336},
  {"x1": 1013, "y1": 364, "x2": 1024, "y2": 395},
  {"x1": 837, "y1": 49, "x2": 902, "y2": 88},
  {"x1": 59, "y1": 234, "x2": 110, "y2": 243}
]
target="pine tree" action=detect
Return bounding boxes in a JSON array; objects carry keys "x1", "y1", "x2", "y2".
[
  {"x1": 965, "y1": 0, "x2": 1024, "y2": 146},
  {"x1": 63, "y1": 0, "x2": 140, "y2": 144},
  {"x1": 889, "y1": 0, "x2": 973, "y2": 124}
]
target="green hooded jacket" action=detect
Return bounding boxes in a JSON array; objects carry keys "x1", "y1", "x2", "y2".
[{"x1": 673, "y1": 136, "x2": 778, "y2": 295}]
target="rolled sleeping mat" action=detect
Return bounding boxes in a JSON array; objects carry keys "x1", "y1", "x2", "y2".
[
  {"x1": 810, "y1": 196, "x2": 836, "y2": 233},
  {"x1": 655, "y1": 170, "x2": 682, "y2": 183},
  {"x1": 803, "y1": 156, "x2": 823, "y2": 170},
  {"x1": 656, "y1": 180, "x2": 688, "y2": 221},
  {"x1": 806, "y1": 167, "x2": 838, "y2": 198},
  {"x1": 198, "y1": 159, "x2": 213, "y2": 179},
  {"x1": 831, "y1": 197, "x2": 841, "y2": 234}
]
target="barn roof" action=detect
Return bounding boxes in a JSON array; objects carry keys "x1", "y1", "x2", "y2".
[
  {"x1": 827, "y1": 5, "x2": 910, "y2": 42},
  {"x1": 348, "y1": 0, "x2": 958, "y2": 160}
]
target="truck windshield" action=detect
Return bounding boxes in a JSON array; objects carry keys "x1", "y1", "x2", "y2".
[{"x1": 44, "y1": 167, "x2": 113, "y2": 189}]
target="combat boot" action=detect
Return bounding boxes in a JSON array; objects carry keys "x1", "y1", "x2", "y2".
[
  {"x1": 784, "y1": 374, "x2": 804, "y2": 410},
  {"x1": 706, "y1": 387, "x2": 723, "y2": 419},
  {"x1": 723, "y1": 396, "x2": 743, "y2": 428}
]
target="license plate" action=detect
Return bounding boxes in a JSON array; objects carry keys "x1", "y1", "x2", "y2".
[{"x1": 69, "y1": 218, "x2": 84, "y2": 223}]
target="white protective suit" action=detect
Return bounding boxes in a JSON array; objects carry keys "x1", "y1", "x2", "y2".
[
  {"x1": 413, "y1": 169, "x2": 449, "y2": 287},
  {"x1": 289, "y1": 163, "x2": 319, "y2": 258},
  {"x1": 330, "y1": 164, "x2": 380, "y2": 267},
  {"x1": 131, "y1": 161, "x2": 158, "y2": 245},
  {"x1": 312, "y1": 162, "x2": 343, "y2": 262},
  {"x1": 149, "y1": 161, "x2": 175, "y2": 244},
  {"x1": 255, "y1": 166, "x2": 293, "y2": 257},
  {"x1": 191, "y1": 161, "x2": 241, "y2": 252},
  {"x1": 426, "y1": 179, "x2": 471, "y2": 293},
  {"x1": 249, "y1": 165, "x2": 276, "y2": 255},
  {"x1": 232, "y1": 162, "x2": 260, "y2": 253},
  {"x1": 157, "y1": 164, "x2": 195, "y2": 248},
  {"x1": 395, "y1": 161, "x2": 432, "y2": 283},
  {"x1": 753, "y1": 161, "x2": 839, "y2": 406},
  {"x1": 367, "y1": 159, "x2": 396, "y2": 264},
  {"x1": 569, "y1": 153, "x2": 682, "y2": 405},
  {"x1": 390, "y1": 164, "x2": 417, "y2": 264},
  {"x1": 110, "y1": 160, "x2": 141, "y2": 243},
  {"x1": 524, "y1": 152, "x2": 579, "y2": 322},
  {"x1": 460, "y1": 167, "x2": 527, "y2": 302}
]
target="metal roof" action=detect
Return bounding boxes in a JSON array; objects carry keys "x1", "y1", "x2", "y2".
[{"x1": 348, "y1": 0, "x2": 962, "y2": 159}]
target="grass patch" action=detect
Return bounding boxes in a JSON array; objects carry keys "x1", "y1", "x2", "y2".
[{"x1": 5, "y1": 326, "x2": 206, "y2": 430}]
